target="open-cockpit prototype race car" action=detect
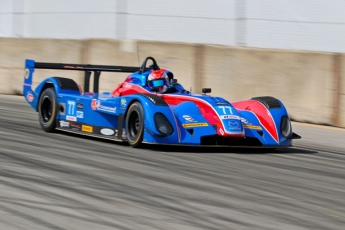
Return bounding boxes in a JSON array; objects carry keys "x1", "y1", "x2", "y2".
[{"x1": 23, "y1": 56, "x2": 301, "y2": 148}]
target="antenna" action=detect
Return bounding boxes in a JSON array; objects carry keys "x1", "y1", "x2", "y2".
[{"x1": 137, "y1": 46, "x2": 140, "y2": 67}]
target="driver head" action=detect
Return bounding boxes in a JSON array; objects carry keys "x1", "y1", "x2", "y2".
[{"x1": 147, "y1": 69, "x2": 169, "y2": 93}]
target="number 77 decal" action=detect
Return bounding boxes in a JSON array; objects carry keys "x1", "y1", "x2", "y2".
[
  {"x1": 218, "y1": 106, "x2": 233, "y2": 115},
  {"x1": 67, "y1": 101, "x2": 76, "y2": 115}
]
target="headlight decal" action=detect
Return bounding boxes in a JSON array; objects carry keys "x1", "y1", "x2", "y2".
[
  {"x1": 154, "y1": 112, "x2": 174, "y2": 136},
  {"x1": 280, "y1": 116, "x2": 292, "y2": 138}
]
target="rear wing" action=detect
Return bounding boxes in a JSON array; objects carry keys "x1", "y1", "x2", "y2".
[{"x1": 24, "y1": 59, "x2": 139, "y2": 93}]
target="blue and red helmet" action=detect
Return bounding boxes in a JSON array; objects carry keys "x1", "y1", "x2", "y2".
[{"x1": 147, "y1": 69, "x2": 169, "y2": 93}]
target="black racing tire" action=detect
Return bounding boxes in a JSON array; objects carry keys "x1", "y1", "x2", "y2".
[
  {"x1": 126, "y1": 102, "x2": 144, "y2": 148},
  {"x1": 38, "y1": 87, "x2": 57, "y2": 132}
]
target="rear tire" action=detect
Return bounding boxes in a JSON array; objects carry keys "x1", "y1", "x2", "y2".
[
  {"x1": 38, "y1": 87, "x2": 57, "y2": 132},
  {"x1": 126, "y1": 102, "x2": 144, "y2": 148}
]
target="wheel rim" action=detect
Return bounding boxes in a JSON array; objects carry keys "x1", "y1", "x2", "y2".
[
  {"x1": 41, "y1": 96, "x2": 52, "y2": 123},
  {"x1": 128, "y1": 111, "x2": 140, "y2": 139}
]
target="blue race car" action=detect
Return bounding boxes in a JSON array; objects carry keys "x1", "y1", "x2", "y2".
[{"x1": 23, "y1": 56, "x2": 300, "y2": 148}]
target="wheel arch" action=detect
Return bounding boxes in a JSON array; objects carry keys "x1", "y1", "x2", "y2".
[
  {"x1": 233, "y1": 96, "x2": 293, "y2": 144},
  {"x1": 121, "y1": 94, "x2": 177, "y2": 139},
  {"x1": 35, "y1": 81, "x2": 55, "y2": 112},
  {"x1": 34, "y1": 77, "x2": 80, "y2": 111}
]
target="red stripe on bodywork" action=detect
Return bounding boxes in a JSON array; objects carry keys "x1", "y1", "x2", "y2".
[
  {"x1": 232, "y1": 100, "x2": 279, "y2": 142},
  {"x1": 162, "y1": 95, "x2": 243, "y2": 137}
]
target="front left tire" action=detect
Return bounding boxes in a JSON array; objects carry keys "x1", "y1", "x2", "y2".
[
  {"x1": 126, "y1": 102, "x2": 144, "y2": 148},
  {"x1": 38, "y1": 87, "x2": 57, "y2": 132}
]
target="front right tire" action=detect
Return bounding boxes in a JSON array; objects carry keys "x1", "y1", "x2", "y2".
[{"x1": 38, "y1": 87, "x2": 57, "y2": 132}]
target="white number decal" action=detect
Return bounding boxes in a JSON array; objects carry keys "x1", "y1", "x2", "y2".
[
  {"x1": 218, "y1": 106, "x2": 233, "y2": 115},
  {"x1": 67, "y1": 101, "x2": 75, "y2": 115}
]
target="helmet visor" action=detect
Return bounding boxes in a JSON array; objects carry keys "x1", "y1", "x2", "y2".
[{"x1": 149, "y1": 79, "x2": 165, "y2": 87}]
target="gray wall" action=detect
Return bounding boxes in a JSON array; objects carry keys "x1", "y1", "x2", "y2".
[{"x1": 1, "y1": 0, "x2": 345, "y2": 52}]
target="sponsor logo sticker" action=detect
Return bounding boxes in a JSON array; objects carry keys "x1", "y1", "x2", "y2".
[
  {"x1": 82, "y1": 125, "x2": 93, "y2": 133},
  {"x1": 240, "y1": 117, "x2": 249, "y2": 125},
  {"x1": 26, "y1": 92, "x2": 34, "y2": 102},
  {"x1": 66, "y1": 115, "x2": 77, "y2": 121},
  {"x1": 243, "y1": 125, "x2": 262, "y2": 130},
  {"x1": 77, "y1": 102, "x2": 83, "y2": 110},
  {"x1": 228, "y1": 120, "x2": 241, "y2": 130},
  {"x1": 24, "y1": 68, "x2": 30, "y2": 79},
  {"x1": 91, "y1": 99, "x2": 98, "y2": 110},
  {"x1": 69, "y1": 122, "x2": 81, "y2": 131},
  {"x1": 215, "y1": 101, "x2": 229, "y2": 105},
  {"x1": 182, "y1": 123, "x2": 208, "y2": 128},
  {"x1": 100, "y1": 128, "x2": 115, "y2": 136},
  {"x1": 220, "y1": 115, "x2": 240, "y2": 120},
  {"x1": 145, "y1": 95, "x2": 156, "y2": 104},
  {"x1": 91, "y1": 99, "x2": 116, "y2": 113},
  {"x1": 98, "y1": 104, "x2": 116, "y2": 113},
  {"x1": 182, "y1": 115, "x2": 197, "y2": 122},
  {"x1": 76, "y1": 111, "x2": 84, "y2": 119},
  {"x1": 122, "y1": 128, "x2": 126, "y2": 138},
  {"x1": 59, "y1": 120, "x2": 70, "y2": 128},
  {"x1": 120, "y1": 98, "x2": 127, "y2": 108}
]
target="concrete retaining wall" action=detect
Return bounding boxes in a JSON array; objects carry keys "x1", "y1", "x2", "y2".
[{"x1": 0, "y1": 38, "x2": 344, "y2": 128}]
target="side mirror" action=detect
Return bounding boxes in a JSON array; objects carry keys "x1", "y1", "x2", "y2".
[
  {"x1": 202, "y1": 88, "x2": 211, "y2": 95},
  {"x1": 170, "y1": 79, "x2": 177, "y2": 84}
]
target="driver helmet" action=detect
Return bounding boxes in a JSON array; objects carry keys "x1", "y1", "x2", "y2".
[{"x1": 147, "y1": 69, "x2": 169, "y2": 93}]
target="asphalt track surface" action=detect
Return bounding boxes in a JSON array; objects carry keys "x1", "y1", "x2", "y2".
[{"x1": 0, "y1": 95, "x2": 344, "y2": 230}]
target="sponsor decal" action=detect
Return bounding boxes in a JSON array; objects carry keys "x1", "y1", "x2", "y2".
[
  {"x1": 98, "y1": 104, "x2": 116, "y2": 113},
  {"x1": 228, "y1": 120, "x2": 241, "y2": 130},
  {"x1": 26, "y1": 92, "x2": 34, "y2": 102},
  {"x1": 146, "y1": 96, "x2": 156, "y2": 104},
  {"x1": 59, "y1": 120, "x2": 70, "y2": 128},
  {"x1": 24, "y1": 68, "x2": 29, "y2": 79},
  {"x1": 91, "y1": 99, "x2": 116, "y2": 113},
  {"x1": 120, "y1": 98, "x2": 127, "y2": 108},
  {"x1": 66, "y1": 115, "x2": 77, "y2": 121},
  {"x1": 215, "y1": 101, "x2": 229, "y2": 105},
  {"x1": 77, "y1": 102, "x2": 83, "y2": 110},
  {"x1": 219, "y1": 127, "x2": 225, "y2": 135},
  {"x1": 70, "y1": 122, "x2": 81, "y2": 131},
  {"x1": 64, "y1": 65, "x2": 84, "y2": 69},
  {"x1": 243, "y1": 125, "x2": 262, "y2": 130},
  {"x1": 124, "y1": 83, "x2": 132, "y2": 89},
  {"x1": 240, "y1": 117, "x2": 249, "y2": 125},
  {"x1": 91, "y1": 99, "x2": 98, "y2": 110},
  {"x1": 182, "y1": 123, "x2": 208, "y2": 128},
  {"x1": 76, "y1": 111, "x2": 84, "y2": 119},
  {"x1": 220, "y1": 115, "x2": 240, "y2": 120},
  {"x1": 182, "y1": 115, "x2": 197, "y2": 122},
  {"x1": 100, "y1": 128, "x2": 115, "y2": 136},
  {"x1": 82, "y1": 125, "x2": 93, "y2": 133}
]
